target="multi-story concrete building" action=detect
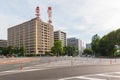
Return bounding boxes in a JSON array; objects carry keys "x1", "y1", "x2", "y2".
[
  {"x1": 86, "y1": 43, "x2": 91, "y2": 49},
  {"x1": 67, "y1": 37, "x2": 83, "y2": 55},
  {"x1": 0, "y1": 40, "x2": 7, "y2": 47},
  {"x1": 54, "y1": 30, "x2": 67, "y2": 47},
  {"x1": 8, "y1": 18, "x2": 54, "y2": 54}
]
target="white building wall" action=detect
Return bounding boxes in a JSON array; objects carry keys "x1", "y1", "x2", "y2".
[{"x1": 67, "y1": 38, "x2": 83, "y2": 56}]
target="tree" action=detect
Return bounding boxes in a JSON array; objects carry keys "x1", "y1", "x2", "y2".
[
  {"x1": 0, "y1": 47, "x2": 2, "y2": 55},
  {"x1": 63, "y1": 46, "x2": 79, "y2": 56},
  {"x1": 0, "y1": 46, "x2": 14, "y2": 57},
  {"x1": 99, "y1": 31, "x2": 116, "y2": 57},
  {"x1": 91, "y1": 34, "x2": 100, "y2": 56},
  {"x1": 13, "y1": 47, "x2": 20, "y2": 54},
  {"x1": 7, "y1": 46, "x2": 14, "y2": 55},
  {"x1": 0, "y1": 46, "x2": 26, "y2": 57},
  {"x1": 51, "y1": 40, "x2": 63, "y2": 56},
  {"x1": 116, "y1": 29, "x2": 120, "y2": 45},
  {"x1": 19, "y1": 46, "x2": 27, "y2": 56},
  {"x1": 83, "y1": 48, "x2": 93, "y2": 56}
]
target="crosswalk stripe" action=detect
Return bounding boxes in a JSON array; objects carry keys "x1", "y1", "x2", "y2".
[
  {"x1": 0, "y1": 68, "x2": 52, "y2": 76},
  {"x1": 59, "y1": 72, "x2": 120, "y2": 80},
  {"x1": 59, "y1": 76, "x2": 106, "y2": 80},
  {"x1": 96, "y1": 74, "x2": 120, "y2": 78},
  {"x1": 77, "y1": 76, "x2": 106, "y2": 80}
]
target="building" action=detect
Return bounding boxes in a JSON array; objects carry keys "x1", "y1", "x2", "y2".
[
  {"x1": 8, "y1": 18, "x2": 54, "y2": 54},
  {"x1": 0, "y1": 40, "x2": 7, "y2": 47},
  {"x1": 67, "y1": 37, "x2": 83, "y2": 55},
  {"x1": 54, "y1": 30, "x2": 67, "y2": 47},
  {"x1": 86, "y1": 43, "x2": 91, "y2": 49}
]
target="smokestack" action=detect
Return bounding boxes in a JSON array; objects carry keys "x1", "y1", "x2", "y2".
[
  {"x1": 35, "y1": 6, "x2": 40, "y2": 19},
  {"x1": 47, "y1": 6, "x2": 52, "y2": 23}
]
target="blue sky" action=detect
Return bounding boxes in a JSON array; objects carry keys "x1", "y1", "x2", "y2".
[{"x1": 0, "y1": 0, "x2": 120, "y2": 43}]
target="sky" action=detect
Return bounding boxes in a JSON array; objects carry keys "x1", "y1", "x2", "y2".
[{"x1": 0, "y1": 0, "x2": 120, "y2": 44}]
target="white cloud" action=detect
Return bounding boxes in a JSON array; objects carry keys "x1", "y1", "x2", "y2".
[
  {"x1": 1, "y1": 0, "x2": 120, "y2": 43},
  {"x1": 0, "y1": 13, "x2": 26, "y2": 39}
]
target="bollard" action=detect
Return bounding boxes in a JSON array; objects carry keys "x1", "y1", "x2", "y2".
[
  {"x1": 99, "y1": 58, "x2": 102, "y2": 63},
  {"x1": 86, "y1": 57, "x2": 88, "y2": 61},
  {"x1": 92, "y1": 59, "x2": 94, "y2": 64},
  {"x1": 71, "y1": 60, "x2": 73, "y2": 67},
  {"x1": 48, "y1": 60, "x2": 51, "y2": 64},
  {"x1": 110, "y1": 60, "x2": 112, "y2": 64},
  {"x1": 19, "y1": 62, "x2": 23, "y2": 70},
  {"x1": 115, "y1": 58, "x2": 116, "y2": 63}
]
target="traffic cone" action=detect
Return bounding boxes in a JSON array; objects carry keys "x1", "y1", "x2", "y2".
[{"x1": 48, "y1": 60, "x2": 51, "y2": 64}]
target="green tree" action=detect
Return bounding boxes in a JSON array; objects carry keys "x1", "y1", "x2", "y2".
[
  {"x1": 1, "y1": 46, "x2": 14, "y2": 57},
  {"x1": 99, "y1": 31, "x2": 116, "y2": 57},
  {"x1": 0, "y1": 46, "x2": 25, "y2": 57},
  {"x1": 63, "y1": 46, "x2": 69, "y2": 56},
  {"x1": 1, "y1": 47, "x2": 8, "y2": 56},
  {"x1": 13, "y1": 47, "x2": 20, "y2": 55},
  {"x1": 91, "y1": 34, "x2": 100, "y2": 56},
  {"x1": 19, "y1": 46, "x2": 27, "y2": 56},
  {"x1": 63, "y1": 46, "x2": 79, "y2": 56},
  {"x1": 7, "y1": 46, "x2": 14, "y2": 55},
  {"x1": 116, "y1": 29, "x2": 120, "y2": 45},
  {"x1": 99, "y1": 30, "x2": 120, "y2": 57},
  {"x1": 51, "y1": 40, "x2": 63, "y2": 56},
  {"x1": 99, "y1": 36, "x2": 108, "y2": 56},
  {"x1": 83, "y1": 48, "x2": 93, "y2": 56},
  {"x1": 0, "y1": 47, "x2": 3, "y2": 55}
]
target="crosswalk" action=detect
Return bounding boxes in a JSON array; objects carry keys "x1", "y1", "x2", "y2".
[
  {"x1": 59, "y1": 72, "x2": 120, "y2": 80},
  {"x1": 1, "y1": 58, "x2": 120, "y2": 80},
  {"x1": 0, "y1": 60, "x2": 70, "y2": 76},
  {"x1": 0, "y1": 68, "x2": 53, "y2": 76},
  {"x1": 1, "y1": 61, "x2": 120, "y2": 80}
]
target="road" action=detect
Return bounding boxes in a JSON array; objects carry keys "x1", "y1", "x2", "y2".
[
  {"x1": 0, "y1": 57, "x2": 119, "y2": 72},
  {"x1": 1, "y1": 64, "x2": 120, "y2": 80},
  {"x1": 0, "y1": 57, "x2": 71, "y2": 71},
  {"x1": 0, "y1": 57, "x2": 120, "y2": 80}
]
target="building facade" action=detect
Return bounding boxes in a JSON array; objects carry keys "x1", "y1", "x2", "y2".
[
  {"x1": 8, "y1": 18, "x2": 54, "y2": 54},
  {"x1": 0, "y1": 40, "x2": 7, "y2": 47},
  {"x1": 67, "y1": 37, "x2": 83, "y2": 55},
  {"x1": 54, "y1": 30, "x2": 67, "y2": 47},
  {"x1": 86, "y1": 43, "x2": 91, "y2": 49}
]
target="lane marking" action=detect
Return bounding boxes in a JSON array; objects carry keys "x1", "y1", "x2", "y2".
[
  {"x1": 0, "y1": 68, "x2": 52, "y2": 76},
  {"x1": 59, "y1": 76, "x2": 106, "y2": 80},
  {"x1": 96, "y1": 74, "x2": 120, "y2": 78},
  {"x1": 77, "y1": 76, "x2": 106, "y2": 80},
  {"x1": 59, "y1": 72, "x2": 120, "y2": 80}
]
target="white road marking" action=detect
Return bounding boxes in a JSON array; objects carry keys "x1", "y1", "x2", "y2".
[
  {"x1": 77, "y1": 76, "x2": 106, "y2": 80},
  {"x1": 0, "y1": 60, "x2": 71, "y2": 76},
  {"x1": 96, "y1": 74, "x2": 120, "y2": 78},
  {"x1": 59, "y1": 76, "x2": 106, "y2": 80},
  {"x1": 0, "y1": 68, "x2": 52, "y2": 76},
  {"x1": 59, "y1": 72, "x2": 120, "y2": 80}
]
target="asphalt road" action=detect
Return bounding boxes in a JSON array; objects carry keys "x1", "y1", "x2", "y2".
[{"x1": 1, "y1": 64, "x2": 120, "y2": 80}]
